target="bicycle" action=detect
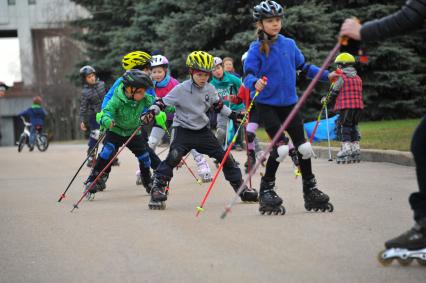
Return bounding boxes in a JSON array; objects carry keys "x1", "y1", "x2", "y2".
[{"x1": 17, "y1": 116, "x2": 49, "y2": 152}]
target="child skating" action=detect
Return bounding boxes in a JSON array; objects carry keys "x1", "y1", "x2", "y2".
[
  {"x1": 326, "y1": 53, "x2": 363, "y2": 164},
  {"x1": 84, "y1": 69, "x2": 155, "y2": 198},
  {"x1": 79, "y1": 65, "x2": 106, "y2": 166},
  {"x1": 244, "y1": 1, "x2": 334, "y2": 215},
  {"x1": 148, "y1": 54, "x2": 213, "y2": 183},
  {"x1": 147, "y1": 51, "x2": 258, "y2": 210}
]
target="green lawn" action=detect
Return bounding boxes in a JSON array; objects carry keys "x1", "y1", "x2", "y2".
[{"x1": 256, "y1": 119, "x2": 421, "y2": 152}]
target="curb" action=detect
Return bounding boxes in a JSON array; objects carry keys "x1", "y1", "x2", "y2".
[
  {"x1": 312, "y1": 146, "x2": 414, "y2": 167},
  {"x1": 258, "y1": 142, "x2": 414, "y2": 167}
]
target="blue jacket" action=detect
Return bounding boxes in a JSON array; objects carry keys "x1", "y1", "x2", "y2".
[
  {"x1": 19, "y1": 104, "x2": 47, "y2": 126},
  {"x1": 244, "y1": 34, "x2": 329, "y2": 107},
  {"x1": 101, "y1": 77, "x2": 156, "y2": 111}
]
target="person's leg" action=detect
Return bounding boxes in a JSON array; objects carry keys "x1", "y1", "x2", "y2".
[
  {"x1": 215, "y1": 113, "x2": 229, "y2": 147},
  {"x1": 336, "y1": 109, "x2": 353, "y2": 163},
  {"x1": 127, "y1": 134, "x2": 154, "y2": 193},
  {"x1": 29, "y1": 126, "x2": 36, "y2": 151},
  {"x1": 191, "y1": 149, "x2": 212, "y2": 183},
  {"x1": 150, "y1": 127, "x2": 190, "y2": 206},
  {"x1": 148, "y1": 125, "x2": 166, "y2": 151},
  {"x1": 195, "y1": 128, "x2": 257, "y2": 201},
  {"x1": 86, "y1": 131, "x2": 124, "y2": 193}
]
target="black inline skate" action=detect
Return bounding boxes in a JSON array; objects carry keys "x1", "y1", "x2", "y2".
[
  {"x1": 148, "y1": 174, "x2": 168, "y2": 210},
  {"x1": 83, "y1": 171, "x2": 107, "y2": 201},
  {"x1": 378, "y1": 218, "x2": 426, "y2": 266},
  {"x1": 231, "y1": 181, "x2": 258, "y2": 202},
  {"x1": 244, "y1": 150, "x2": 256, "y2": 174},
  {"x1": 303, "y1": 177, "x2": 333, "y2": 212},
  {"x1": 258, "y1": 179, "x2": 285, "y2": 215}
]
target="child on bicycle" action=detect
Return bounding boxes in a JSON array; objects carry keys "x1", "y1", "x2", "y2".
[
  {"x1": 18, "y1": 96, "x2": 47, "y2": 151},
  {"x1": 85, "y1": 69, "x2": 155, "y2": 197},
  {"x1": 147, "y1": 51, "x2": 258, "y2": 210},
  {"x1": 79, "y1": 65, "x2": 106, "y2": 166}
]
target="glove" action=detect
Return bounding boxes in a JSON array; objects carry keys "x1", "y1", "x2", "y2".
[
  {"x1": 141, "y1": 109, "x2": 155, "y2": 125},
  {"x1": 229, "y1": 111, "x2": 245, "y2": 124},
  {"x1": 155, "y1": 111, "x2": 167, "y2": 130}
]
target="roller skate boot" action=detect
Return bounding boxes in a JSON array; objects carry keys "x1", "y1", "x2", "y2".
[
  {"x1": 83, "y1": 172, "x2": 106, "y2": 201},
  {"x1": 231, "y1": 181, "x2": 258, "y2": 202},
  {"x1": 195, "y1": 155, "x2": 212, "y2": 183},
  {"x1": 148, "y1": 174, "x2": 169, "y2": 210},
  {"x1": 111, "y1": 158, "x2": 120, "y2": 166},
  {"x1": 378, "y1": 218, "x2": 426, "y2": 266},
  {"x1": 336, "y1": 142, "x2": 352, "y2": 164},
  {"x1": 97, "y1": 172, "x2": 109, "y2": 192},
  {"x1": 303, "y1": 177, "x2": 333, "y2": 212},
  {"x1": 244, "y1": 150, "x2": 256, "y2": 174},
  {"x1": 351, "y1": 142, "x2": 361, "y2": 163},
  {"x1": 258, "y1": 179, "x2": 285, "y2": 215}
]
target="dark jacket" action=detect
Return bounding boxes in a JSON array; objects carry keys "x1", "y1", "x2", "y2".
[
  {"x1": 19, "y1": 104, "x2": 47, "y2": 126},
  {"x1": 361, "y1": 0, "x2": 426, "y2": 41},
  {"x1": 79, "y1": 80, "x2": 106, "y2": 125}
]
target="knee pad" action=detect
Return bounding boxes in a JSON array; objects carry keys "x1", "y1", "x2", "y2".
[
  {"x1": 166, "y1": 148, "x2": 184, "y2": 168},
  {"x1": 90, "y1": 129, "x2": 100, "y2": 140},
  {"x1": 246, "y1": 132, "x2": 256, "y2": 143},
  {"x1": 99, "y1": 142, "x2": 115, "y2": 160},
  {"x1": 275, "y1": 144, "x2": 289, "y2": 163},
  {"x1": 137, "y1": 150, "x2": 151, "y2": 168},
  {"x1": 298, "y1": 142, "x2": 315, "y2": 160}
]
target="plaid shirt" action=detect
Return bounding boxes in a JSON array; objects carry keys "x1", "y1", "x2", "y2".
[{"x1": 334, "y1": 74, "x2": 363, "y2": 111}]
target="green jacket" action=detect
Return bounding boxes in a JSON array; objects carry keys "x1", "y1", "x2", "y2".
[
  {"x1": 210, "y1": 71, "x2": 245, "y2": 111},
  {"x1": 98, "y1": 82, "x2": 154, "y2": 137}
]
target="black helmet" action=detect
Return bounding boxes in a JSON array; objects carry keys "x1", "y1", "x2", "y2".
[
  {"x1": 253, "y1": 1, "x2": 284, "y2": 21},
  {"x1": 122, "y1": 69, "x2": 154, "y2": 89},
  {"x1": 79, "y1": 65, "x2": 96, "y2": 81}
]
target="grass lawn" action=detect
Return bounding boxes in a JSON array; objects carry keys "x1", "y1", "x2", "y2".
[{"x1": 256, "y1": 119, "x2": 421, "y2": 152}]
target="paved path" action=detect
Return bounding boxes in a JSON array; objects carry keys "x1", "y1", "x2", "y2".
[{"x1": 0, "y1": 144, "x2": 425, "y2": 282}]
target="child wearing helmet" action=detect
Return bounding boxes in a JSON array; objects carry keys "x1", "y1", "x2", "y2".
[
  {"x1": 327, "y1": 52, "x2": 363, "y2": 164},
  {"x1": 146, "y1": 51, "x2": 259, "y2": 210},
  {"x1": 211, "y1": 56, "x2": 246, "y2": 152},
  {"x1": 100, "y1": 51, "x2": 161, "y2": 183},
  {"x1": 149, "y1": 54, "x2": 213, "y2": 183},
  {"x1": 18, "y1": 96, "x2": 47, "y2": 151},
  {"x1": 244, "y1": 0, "x2": 334, "y2": 215},
  {"x1": 84, "y1": 69, "x2": 156, "y2": 198},
  {"x1": 79, "y1": 65, "x2": 107, "y2": 166}
]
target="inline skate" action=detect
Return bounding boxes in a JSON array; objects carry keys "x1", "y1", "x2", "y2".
[
  {"x1": 303, "y1": 177, "x2": 333, "y2": 212},
  {"x1": 258, "y1": 179, "x2": 285, "y2": 215}
]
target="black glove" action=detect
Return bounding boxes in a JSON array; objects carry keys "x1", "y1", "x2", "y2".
[
  {"x1": 229, "y1": 111, "x2": 245, "y2": 124},
  {"x1": 140, "y1": 109, "x2": 155, "y2": 125}
]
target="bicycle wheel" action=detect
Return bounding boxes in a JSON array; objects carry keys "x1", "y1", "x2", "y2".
[
  {"x1": 18, "y1": 135, "x2": 26, "y2": 152},
  {"x1": 36, "y1": 134, "x2": 49, "y2": 152}
]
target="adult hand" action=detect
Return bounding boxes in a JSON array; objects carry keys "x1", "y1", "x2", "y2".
[{"x1": 340, "y1": 18, "x2": 362, "y2": 41}]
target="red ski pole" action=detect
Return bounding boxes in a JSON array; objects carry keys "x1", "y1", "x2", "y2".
[
  {"x1": 195, "y1": 77, "x2": 267, "y2": 217},
  {"x1": 221, "y1": 41, "x2": 342, "y2": 219}
]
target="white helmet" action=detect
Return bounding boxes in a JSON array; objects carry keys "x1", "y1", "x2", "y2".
[
  {"x1": 151, "y1": 55, "x2": 169, "y2": 68},
  {"x1": 214, "y1": 57, "x2": 223, "y2": 66}
]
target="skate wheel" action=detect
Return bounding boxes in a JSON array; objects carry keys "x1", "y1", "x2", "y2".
[
  {"x1": 267, "y1": 210, "x2": 272, "y2": 215},
  {"x1": 259, "y1": 209, "x2": 266, "y2": 215},
  {"x1": 416, "y1": 258, "x2": 426, "y2": 266},
  {"x1": 280, "y1": 206, "x2": 286, "y2": 215},
  {"x1": 397, "y1": 257, "x2": 413, "y2": 266},
  {"x1": 321, "y1": 207, "x2": 326, "y2": 212},
  {"x1": 327, "y1": 203, "x2": 334, "y2": 212},
  {"x1": 304, "y1": 204, "x2": 312, "y2": 211},
  {"x1": 377, "y1": 250, "x2": 393, "y2": 266},
  {"x1": 313, "y1": 207, "x2": 319, "y2": 212}
]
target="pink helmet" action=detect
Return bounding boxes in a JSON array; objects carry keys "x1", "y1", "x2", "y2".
[{"x1": 151, "y1": 55, "x2": 169, "y2": 68}]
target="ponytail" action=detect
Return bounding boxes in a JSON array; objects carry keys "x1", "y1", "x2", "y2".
[{"x1": 256, "y1": 22, "x2": 276, "y2": 57}]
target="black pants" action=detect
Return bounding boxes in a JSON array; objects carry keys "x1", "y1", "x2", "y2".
[
  {"x1": 337, "y1": 109, "x2": 362, "y2": 142},
  {"x1": 256, "y1": 103, "x2": 314, "y2": 181},
  {"x1": 155, "y1": 126, "x2": 241, "y2": 185},
  {"x1": 90, "y1": 130, "x2": 154, "y2": 182},
  {"x1": 409, "y1": 116, "x2": 426, "y2": 222}
]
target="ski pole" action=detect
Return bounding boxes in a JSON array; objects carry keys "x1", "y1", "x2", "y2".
[
  {"x1": 324, "y1": 103, "x2": 333, "y2": 161},
  {"x1": 196, "y1": 77, "x2": 266, "y2": 217},
  {"x1": 71, "y1": 125, "x2": 143, "y2": 212},
  {"x1": 57, "y1": 132, "x2": 106, "y2": 202},
  {"x1": 309, "y1": 103, "x2": 326, "y2": 143},
  {"x1": 244, "y1": 128, "x2": 252, "y2": 189},
  {"x1": 221, "y1": 41, "x2": 341, "y2": 219}
]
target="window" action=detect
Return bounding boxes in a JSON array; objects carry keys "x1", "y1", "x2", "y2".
[
  {"x1": 28, "y1": 0, "x2": 36, "y2": 5},
  {"x1": 8, "y1": 0, "x2": 16, "y2": 5}
]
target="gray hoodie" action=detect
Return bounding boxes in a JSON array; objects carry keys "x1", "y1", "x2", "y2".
[
  {"x1": 331, "y1": 66, "x2": 358, "y2": 93},
  {"x1": 160, "y1": 79, "x2": 232, "y2": 130}
]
